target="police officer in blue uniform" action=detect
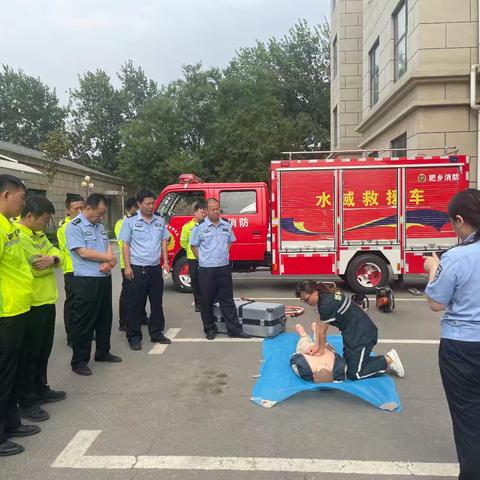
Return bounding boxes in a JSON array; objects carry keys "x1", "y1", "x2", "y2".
[
  {"x1": 119, "y1": 189, "x2": 171, "y2": 350},
  {"x1": 190, "y1": 198, "x2": 249, "y2": 340},
  {"x1": 425, "y1": 189, "x2": 480, "y2": 480},
  {"x1": 66, "y1": 193, "x2": 122, "y2": 376}
]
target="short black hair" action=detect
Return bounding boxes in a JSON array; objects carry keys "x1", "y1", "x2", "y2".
[
  {"x1": 194, "y1": 201, "x2": 206, "y2": 211},
  {"x1": 125, "y1": 197, "x2": 137, "y2": 210},
  {"x1": 86, "y1": 193, "x2": 107, "y2": 209},
  {"x1": 21, "y1": 194, "x2": 55, "y2": 218},
  {"x1": 0, "y1": 174, "x2": 26, "y2": 194},
  {"x1": 136, "y1": 189, "x2": 156, "y2": 203},
  {"x1": 65, "y1": 194, "x2": 85, "y2": 208}
]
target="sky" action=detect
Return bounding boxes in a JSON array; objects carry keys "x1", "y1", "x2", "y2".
[{"x1": 0, "y1": 0, "x2": 331, "y2": 104}]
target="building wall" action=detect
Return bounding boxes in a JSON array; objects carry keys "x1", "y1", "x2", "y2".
[
  {"x1": 331, "y1": 0, "x2": 364, "y2": 150},
  {"x1": 332, "y1": 0, "x2": 479, "y2": 185},
  {"x1": 0, "y1": 147, "x2": 134, "y2": 230}
]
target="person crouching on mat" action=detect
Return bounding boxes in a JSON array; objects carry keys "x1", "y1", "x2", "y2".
[
  {"x1": 290, "y1": 323, "x2": 346, "y2": 383},
  {"x1": 295, "y1": 280, "x2": 405, "y2": 381}
]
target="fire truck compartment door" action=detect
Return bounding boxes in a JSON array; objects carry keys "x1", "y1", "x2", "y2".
[{"x1": 279, "y1": 169, "x2": 335, "y2": 251}]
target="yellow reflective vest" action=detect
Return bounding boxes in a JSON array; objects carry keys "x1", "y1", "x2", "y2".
[
  {"x1": 114, "y1": 217, "x2": 125, "y2": 269},
  {"x1": 57, "y1": 216, "x2": 73, "y2": 274},
  {"x1": 0, "y1": 213, "x2": 33, "y2": 317},
  {"x1": 17, "y1": 223, "x2": 61, "y2": 306},
  {"x1": 180, "y1": 218, "x2": 198, "y2": 260}
]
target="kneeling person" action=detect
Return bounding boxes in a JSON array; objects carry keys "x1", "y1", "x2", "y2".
[{"x1": 290, "y1": 323, "x2": 346, "y2": 383}]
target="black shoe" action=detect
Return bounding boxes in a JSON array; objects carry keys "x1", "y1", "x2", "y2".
[
  {"x1": 37, "y1": 388, "x2": 67, "y2": 404},
  {"x1": 19, "y1": 405, "x2": 50, "y2": 422},
  {"x1": 151, "y1": 334, "x2": 171, "y2": 344},
  {"x1": 72, "y1": 364, "x2": 92, "y2": 376},
  {"x1": 5, "y1": 424, "x2": 41, "y2": 438},
  {"x1": 119, "y1": 325, "x2": 126, "y2": 332},
  {"x1": 95, "y1": 353, "x2": 122, "y2": 363},
  {"x1": 206, "y1": 330, "x2": 216, "y2": 340},
  {"x1": 0, "y1": 440, "x2": 24, "y2": 456},
  {"x1": 194, "y1": 305, "x2": 201, "y2": 313},
  {"x1": 129, "y1": 342, "x2": 142, "y2": 351},
  {"x1": 228, "y1": 331, "x2": 252, "y2": 339}
]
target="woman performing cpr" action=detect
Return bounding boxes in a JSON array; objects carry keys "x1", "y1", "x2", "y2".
[{"x1": 295, "y1": 280, "x2": 404, "y2": 381}]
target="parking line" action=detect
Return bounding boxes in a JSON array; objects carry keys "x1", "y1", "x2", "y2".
[
  {"x1": 148, "y1": 328, "x2": 181, "y2": 354},
  {"x1": 52, "y1": 430, "x2": 458, "y2": 476},
  {"x1": 157, "y1": 337, "x2": 439, "y2": 345}
]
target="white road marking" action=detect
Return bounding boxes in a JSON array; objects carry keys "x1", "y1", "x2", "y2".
[
  {"x1": 148, "y1": 328, "x2": 181, "y2": 355},
  {"x1": 52, "y1": 430, "x2": 458, "y2": 477},
  {"x1": 149, "y1": 337, "x2": 439, "y2": 345},
  {"x1": 244, "y1": 297, "x2": 426, "y2": 301}
]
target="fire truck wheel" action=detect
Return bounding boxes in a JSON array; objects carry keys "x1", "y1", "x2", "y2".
[
  {"x1": 346, "y1": 254, "x2": 389, "y2": 294},
  {"x1": 172, "y1": 256, "x2": 193, "y2": 293}
]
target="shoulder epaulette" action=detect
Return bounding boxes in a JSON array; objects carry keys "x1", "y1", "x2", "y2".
[{"x1": 72, "y1": 218, "x2": 82, "y2": 225}]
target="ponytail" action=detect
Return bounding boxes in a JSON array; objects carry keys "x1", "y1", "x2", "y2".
[
  {"x1": 448, "y1": 189, "x2": 480, "y2": 245},
  {"x1": 295, "y1": 280, "x2": 337, "y2": 298}
]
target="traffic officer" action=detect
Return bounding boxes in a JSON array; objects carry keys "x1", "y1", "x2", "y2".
[
  {"x1": 65, "y1": 193, "x2": 122, "y2": 376},
  {"x1": 0, "y1": 174, "x2": 38, "y2": 457},
  {"x1": 180, "y1": 201, "x2": 206, "y2": 312},
  {"x1": 119, "y1": 189, "x2": 171, "y2": 350},
  {"x1": 114, "y1": 197, "x2": 144, "y2": 331},
  {"x1": 57, "y1": 194, "x2": 85, "y2": 346},
  {"x1": 17, "y1": 195, "x2": 66, "y2": 423},
  {"x1": 424, "y1": 189, "x2": 480, "y2": 480},
  {"x1": 190, "y1": 198, "x2": 249, "y2": 340}
]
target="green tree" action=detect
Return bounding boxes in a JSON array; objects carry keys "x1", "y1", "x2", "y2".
[
  {"x1": 0, "y1": 65, "x2": 66, "y2": 149},
  {"x1": 40, "y1": 128, "x2": 72, "y2": 196}
]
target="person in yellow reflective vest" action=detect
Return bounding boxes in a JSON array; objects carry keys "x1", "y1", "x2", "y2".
[
  {"x1": 180, "y1": 201, "x2": 206, "y2": 312},
  {"x1": 57, "y1": 195, "x2": 84, "y2": 346},
  {"x1": 0, "y1": 174, "x2": 37, "y2": 457},
  {"x1": 17, "y1": 194, "x2": 66, "y2": 424},
  {"x1": 114, "y1": 197, "x2": 140, "y2": 331}
]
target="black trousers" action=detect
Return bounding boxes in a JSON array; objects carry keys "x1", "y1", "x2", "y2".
[
  {"x1": 344, "y1": 341, "x2": 387, "y2": 381},
  {"x1": 439, "y1": 338, "x2": 480, "y2": 480},
  {"x1": 0, "y1": 312, "x2": 27, "y2": 444},
  {"x1": 18, "y1": 304, "x2": 56, "y2": 408},
  {"x1": 63, "y1": 272, "x2": 74, "y2": 343},
  {"x1": 187, "y1": 259, "x2": 201, "y2": 308},
  {"x1": 69, "y1": 276, "x2": 113, "y2": 368},
  {"x1": 198, "y1": 265, "x2": 242, "y2": 335},
  {"x1": 125, "y1": 265, "x2": 165, "y2": 344},
  {"x1": 120, "y1": 269, "x2": 147, "y2": 329}
]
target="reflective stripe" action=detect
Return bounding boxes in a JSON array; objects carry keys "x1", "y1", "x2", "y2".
[
  {"x1": 321, "y1": 317, "x2": 337, "y2": 324},
  {"x1": 4, "y1": 238, "x2": 19, "y2": 248},
  {"x1": 337, "y1": 296, "x2": 351, "y2": 315},
  {"x1": 355, "y1": 347, "x2": 386, "y2": 379}
]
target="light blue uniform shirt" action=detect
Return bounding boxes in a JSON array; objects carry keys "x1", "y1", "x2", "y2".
[
  {"x1": 118, "y1": 212, "x2": 170, "y2": 266},
  {"x1": 189, "y1": 217, "x2": 236, "y2": 268},
  {"x1": 425, "y1": 233, "x2": 480, "y2": 341},
  {"x1": 65, "y1": 213, "x2": 110, "y2": 277}
]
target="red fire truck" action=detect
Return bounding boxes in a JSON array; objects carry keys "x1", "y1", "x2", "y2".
[{"x1": 155, "y1": 154, "x2": 469, "y2": 293}]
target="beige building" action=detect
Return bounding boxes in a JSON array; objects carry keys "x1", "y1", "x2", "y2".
[
  {"x1": 0, "y1": 140, "x2": 134, "y2": 230},
  {"x1": 331, "y1": 0, "x2": 480, "y2": 186}
]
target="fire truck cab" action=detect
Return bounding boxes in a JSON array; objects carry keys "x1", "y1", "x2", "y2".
[{"x1": 156, "y1": 155, "x2": 469, "y2": 294}]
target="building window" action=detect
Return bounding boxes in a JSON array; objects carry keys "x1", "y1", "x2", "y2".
[
  {"x1": 391, "y1": 133, "x2": 407, "y2": 157},
  {"x1": 332, "y1": 107, "x2": 338, "y2": 148},
  {"x1": 393, "y1": 0, "x2": 408, "y2": 81},
  {"x1": 26, "y1": 188, "x2": 46, "y2": 197},
  {"x1": 369, "y1": 39, "x2": 380, "y2": 107},
  {"x1": 219, "y1": 191, "x2": 257, "y2": 214},
  {"x1": 332, "y1": 35, "x2": 338, "y2": 78}
]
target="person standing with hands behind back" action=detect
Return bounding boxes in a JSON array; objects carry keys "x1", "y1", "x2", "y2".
[
  {"x1": 424, "y1": 189, "x2": 480, "y2": 480},
  {"x1": 119, "y1": 189, "x2": 171, "y2": 350}
]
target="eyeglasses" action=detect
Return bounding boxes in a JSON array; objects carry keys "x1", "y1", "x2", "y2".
[{"x1": 301, "y1": 293, "x2": 312, "y2": 304}]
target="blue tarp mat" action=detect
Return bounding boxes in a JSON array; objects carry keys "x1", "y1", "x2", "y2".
[{"x1": 251, "y1": 333, "x2": 401, "y2": 412}]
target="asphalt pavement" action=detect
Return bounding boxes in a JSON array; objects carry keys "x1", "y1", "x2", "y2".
[{"x1": 0, "y1": 268, "x2": 459, "y2": 480}]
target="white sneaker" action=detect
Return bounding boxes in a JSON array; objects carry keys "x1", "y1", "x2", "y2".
[{"x1": 386, "y1": 349, "x2": 405, "y2": 378}]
